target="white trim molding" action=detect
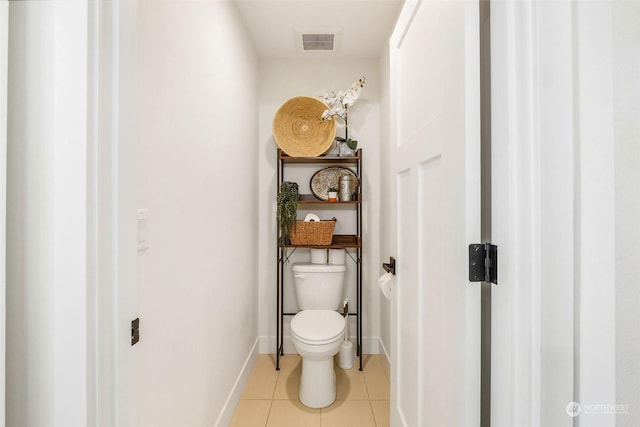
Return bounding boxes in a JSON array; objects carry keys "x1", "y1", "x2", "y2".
[
  {"x1": 491, "y1": 1, "x2": 545, "y2": 426},
  {"x1": 0, "y1": 2, "x2": 8, "y2": 425},
  {"x1": 491, "y1": 1, "x2": 618, "y2": 426},
  {"x1": 214, "y1": 339, "x2": 259, "y2": 427}
]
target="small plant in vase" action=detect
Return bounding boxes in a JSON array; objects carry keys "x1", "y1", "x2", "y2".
[
  {"x1": 319, "y1": 77, "x2": 366, "y2": 156},
  {"x1": 327, "y1": 186, "x2": 339, "y2": 202}
]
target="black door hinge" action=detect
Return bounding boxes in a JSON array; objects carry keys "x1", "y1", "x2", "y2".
[
  {"x1": 469, "y1": 243, "x2": 498, "y2": 284},
  {"x1": 131, "y1": 317, "x2": 140, "y2": 346}
]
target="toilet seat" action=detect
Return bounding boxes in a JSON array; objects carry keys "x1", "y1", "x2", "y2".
[{"x1": 291, "y1": 310, "x2": 345, "y2": 346}]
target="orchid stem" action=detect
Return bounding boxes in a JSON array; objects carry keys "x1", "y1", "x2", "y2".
[{"x1": 344, "y1": 105, "x2": 349, "y2": 141}]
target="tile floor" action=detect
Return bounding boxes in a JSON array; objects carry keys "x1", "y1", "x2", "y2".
[{"x1": 230, "y1": 354, "x2": 390, "y2": 427}]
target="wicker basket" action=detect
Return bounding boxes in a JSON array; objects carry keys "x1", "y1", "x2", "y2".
[{"x1": 289, "y1": 219, "x2": 336, "y2": 246}]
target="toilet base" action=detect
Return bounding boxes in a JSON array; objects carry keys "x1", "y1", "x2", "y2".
[{"x1": 299, "y1": 356, "x2": 336, "y2": 408}]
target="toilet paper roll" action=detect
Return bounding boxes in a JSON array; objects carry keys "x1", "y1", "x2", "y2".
[
  {"x1": 304, "y1": 213, "x2": 320, "y2": 222},
  {"x1": 378, "y1": 272, "x2": 393, "y2": 300}
]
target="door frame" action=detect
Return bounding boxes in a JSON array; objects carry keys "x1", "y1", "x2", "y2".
[
  {"x1": 0, "y1": 2, "x2": 8, "y2": 425},
  {"x1": 79, "y1": 0, "x2": 139, "y2": 424},
  {"x1": 92, "y1": 0, "x2": 139, "y2": 425},
  {"x1": 490, "y1": 1, "x2": 543, "y2": 425},
  {"x1": 490, "y1": 1, "x2": 618, "y2": 426},
  {"x1": 384, "y1": 0, "x2": 619, "y2": 425}
]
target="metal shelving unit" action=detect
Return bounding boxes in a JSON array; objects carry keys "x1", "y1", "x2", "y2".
[{"x1": 276, "y1": 148, "x2": 363, "y2": 371}]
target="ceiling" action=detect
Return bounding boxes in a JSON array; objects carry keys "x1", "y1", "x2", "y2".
[{"x1": 234, "y1": 0, "x2": 404, "y2": 59}]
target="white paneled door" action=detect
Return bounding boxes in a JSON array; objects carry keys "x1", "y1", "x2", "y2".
[{"x1": 389, "y1": 1, "x2": 481, "y2": 426}]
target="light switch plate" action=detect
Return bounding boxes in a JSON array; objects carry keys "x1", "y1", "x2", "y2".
[{"x1": 137, "y1": 208, "x2": 148, "y2": 251}]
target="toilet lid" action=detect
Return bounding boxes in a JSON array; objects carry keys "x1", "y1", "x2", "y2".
[{"x1": 291, "y1": 310, "x2": 345, "y2": 345}]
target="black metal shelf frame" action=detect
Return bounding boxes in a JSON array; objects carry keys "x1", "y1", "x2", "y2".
[{"x1": 276, "y1": 149, "x2": 363, "y2": 371}]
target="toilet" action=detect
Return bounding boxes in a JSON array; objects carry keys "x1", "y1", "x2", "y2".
[{"x1": 290, "y1": 261, "x2": 346, "y2": 408}]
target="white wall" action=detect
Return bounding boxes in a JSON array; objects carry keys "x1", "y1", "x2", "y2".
[
  {"x1": 136, "y1": 1, "x2": 258, "y2": 426},
  {"x1": 613, "y1": 2, "x2": 640, "y2": 425},
  {"x1": 257, "y1": 59, "x2": 381, "y2": 354}
]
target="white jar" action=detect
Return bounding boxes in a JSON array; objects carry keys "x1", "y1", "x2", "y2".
[{"x1": 328, "y1": 249, "x2": 345, "y2": 265}]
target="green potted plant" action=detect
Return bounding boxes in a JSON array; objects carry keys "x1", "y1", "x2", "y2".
[
  {"x1": 328, "y1": 186, "x2": 339, "y2": 202},
  {"x1": 319, "y1": 77, "x2": 366, "y2": 156},
  {"x1": 277, "y1": 181, "x2": 299, "y2": 246}
]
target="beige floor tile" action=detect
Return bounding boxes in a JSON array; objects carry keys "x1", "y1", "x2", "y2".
[
  {"x1": 266, "y1": 399, "x2": 321, "y2": 427},
  {"x1": 232, "y1": 354, "x2": 390, "y2": 426},
  {"x1": 242, "y1": 354, "x2": 279, "y2": 400},
  {"x1": 321, "y1": 400, "x2": 376, "y2": 427},
  {"x1": 363, "y1": 356, "x2": 390, "y2": 400},
  {"x1": 277, "y1": 354, "x2": 302, "y2": 372},
  {"x1": 370, "y1": 400, "x2": 390, "y2": 427},
  {"x1": 335, "y1": 361, "x2": 369, "y2": 401},
  {"x1": 273, "y1": 355, "x2": 302, "y2": 400},
  {"x1": 229, "y1": 400, "x2": 271, "y2": 427}
]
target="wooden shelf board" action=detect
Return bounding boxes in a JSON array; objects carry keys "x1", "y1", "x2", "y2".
[
  {"x1": 279, "y1": 148, "x2": 361, "y2": 164},
  {"x1": 283, "y1": 234, "x2": 360, "y2": 249},
  {"x1": 298, "y1": 194, "x2": 361, "y2": 204}
]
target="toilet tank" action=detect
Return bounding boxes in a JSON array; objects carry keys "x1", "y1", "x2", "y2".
[{"x1": 292, "y1": 263, "x2": 346, "y2": 310}]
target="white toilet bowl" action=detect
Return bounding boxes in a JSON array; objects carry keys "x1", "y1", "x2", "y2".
[{"x1": 290, "y1": 309, "x2": 346, "y2": 408}]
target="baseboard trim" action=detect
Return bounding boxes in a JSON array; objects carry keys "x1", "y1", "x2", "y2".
[
  {"x1": 259, "y1": 336, "x2": 381, "y2": 355},
  {"x1": 378, "y1": 337, "x2": 391, "y2": 383},
  {"x1": 214, "y1": 338, "x2": 259, "y2": 427}
]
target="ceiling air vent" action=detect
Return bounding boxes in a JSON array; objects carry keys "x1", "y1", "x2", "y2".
[{"x1": 302, "y1": 34, "x2": 334, "y2": 51}]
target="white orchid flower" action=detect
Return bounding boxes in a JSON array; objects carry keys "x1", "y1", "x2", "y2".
[
  {"x1": 319, "y1": 88, "x2": 349, "y2": 107},
  {"x1": 342, "y1": 78, "x2": 365, "y2": 106},
  {"x1": 318, "y1": 76, "x2": 366, "y2": 143},
  {"x1": 342, "y1": 89, "x2": 360, "y2": 106},
  {"x1": 321, "y1": 104, "x2": 345, "y2": 121}
]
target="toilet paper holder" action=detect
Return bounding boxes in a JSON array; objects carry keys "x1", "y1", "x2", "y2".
[{"x1": 382, "y1": 257, "x2": 396, "y2": 275}]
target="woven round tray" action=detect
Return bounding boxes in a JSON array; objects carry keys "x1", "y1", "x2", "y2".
[
  {"x1": 272, "y1": 96, "x2": 336, "y2": 157},
  {"x1": 310, "y1": 167, "x2": 359, "y2": 201}
]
